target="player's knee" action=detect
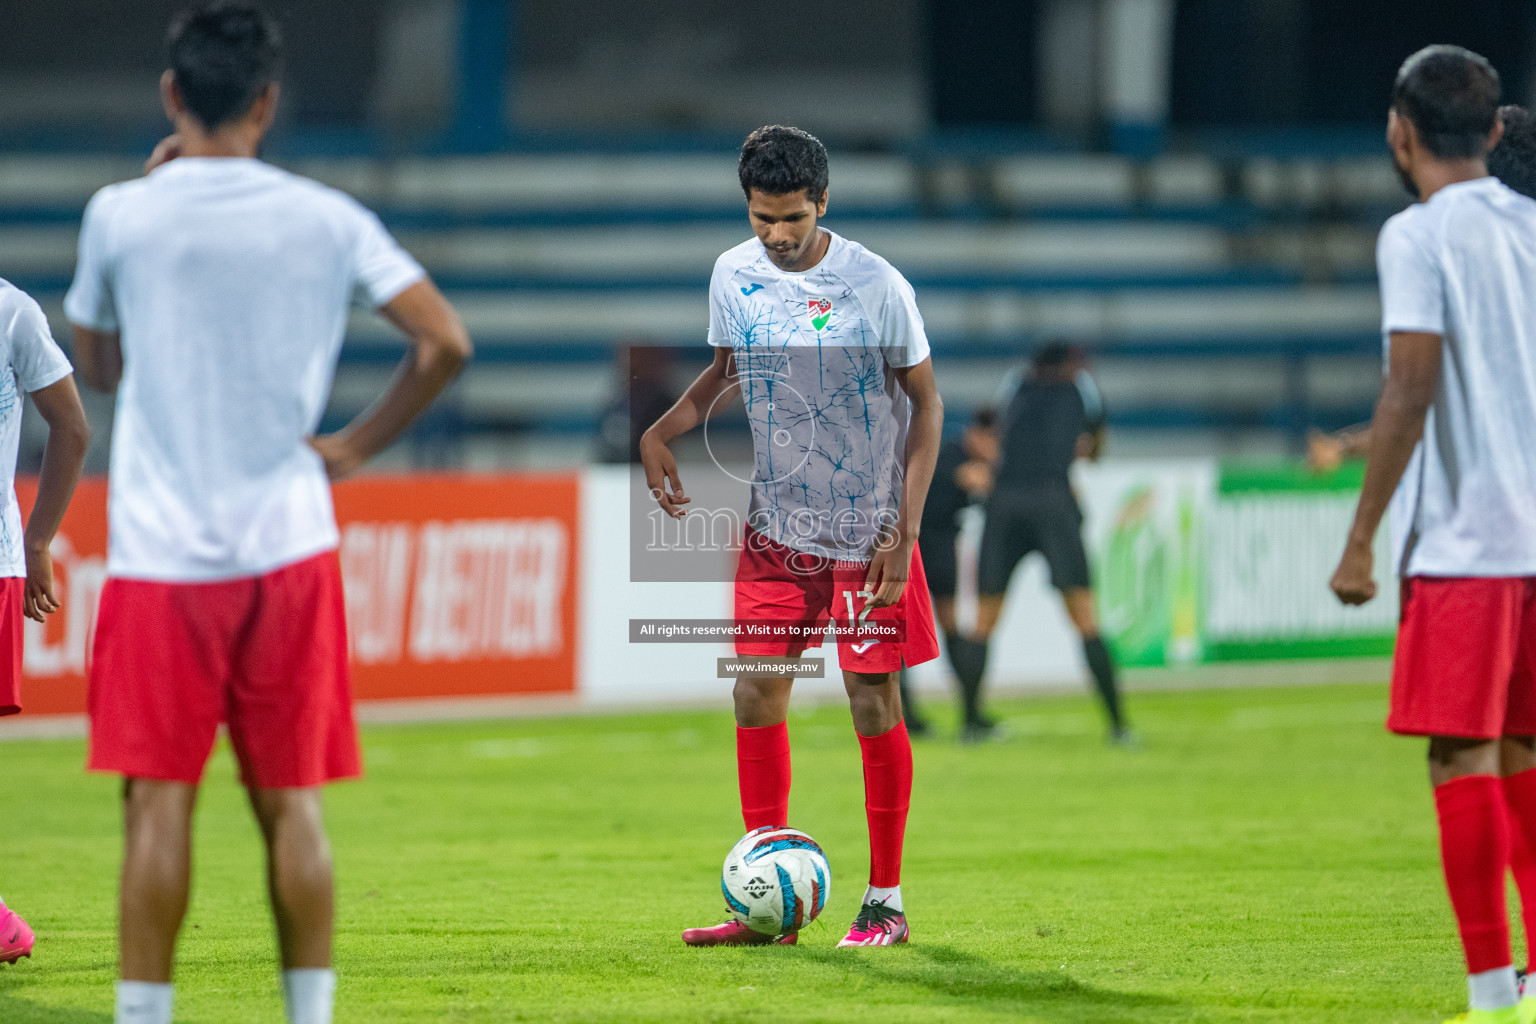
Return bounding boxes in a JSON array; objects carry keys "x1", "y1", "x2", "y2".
[
  {"x1": 1428, "y1": 735, "x2": 1500, "y2": 776},
  {"x1": 124, "y1": 779, "x2": 195, "y2": 841},
  {"x1": 1060, "y1": 588, "x2": 1098, "y2": 635},
  {"x1": 278, "y1": 841, "x2": 334, "y2": 899},
  {"x1": 1501, "y1": 735, "x2": 1536, "y2": 776},
  {"x1": 842, "y1": 670, "x2": 898, "y2": 715},
  {"x1": 972, "y1": 597, "x2": 1003, "y2": 638},
  {"x1": 266, "y1": 817, "x2": 334, "y2": 896},
  {"x1": 732, "y1": 675, "x2": 791, "y2": 726},
  {"x1": 250, "y1": 787, "x2": 325, "y2": 840}
]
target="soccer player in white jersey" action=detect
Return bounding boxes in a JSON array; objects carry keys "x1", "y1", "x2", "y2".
[
  {"x1": 1329, "y1": 46, "x2": 1536, "y2": 1024},
  {"x1": 64, "y1": 8, "x2": 471, "y2": 1024},
  {"x1": 0, "y1": 281, "x2": 91, "y2": 968},
  {"x1": 641, "y1": 126, "x2": 944, "y2": 947}
]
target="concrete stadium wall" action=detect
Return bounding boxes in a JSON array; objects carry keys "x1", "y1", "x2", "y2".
[{"x1": 576, "y1": 464, "x2": 1089, "y2": 707}]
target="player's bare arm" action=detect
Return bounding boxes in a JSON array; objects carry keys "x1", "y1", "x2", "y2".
[
  {"x1": 866, "y1": 357, "x2": 942, "y2": 609},
  {"x1": 1330, "y1": 331, "x2": 1441, "y2": 605},
  {"x1": 71, "y1": 326, "x2": 123, "y2": 392},
  {"x1": 639, "y1": 345, "x2": 741, "y2": 519},
  {"x1": 22, "y1": 375, "x2": 89, "y2": 623},
  {"x1": 309, "y1": 279, "x2": 471, "y2": 481}
]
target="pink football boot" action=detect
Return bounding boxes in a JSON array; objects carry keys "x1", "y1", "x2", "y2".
[
  {"x1": 682, "y1": 920, "x2": 797, "y2": 946},
  {"x1": 836, "y1": 898, "x2": 909, "y2": 947},
  {"x1": 0, "y1": 902, "x2": 34, "y2": 964}
]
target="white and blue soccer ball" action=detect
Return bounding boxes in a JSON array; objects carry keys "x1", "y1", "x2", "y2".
[{"x1": 721, "y1": 826, "x2": 831, "y2": 936}]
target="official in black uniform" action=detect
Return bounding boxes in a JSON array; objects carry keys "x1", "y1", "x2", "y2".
[
  {"x1": 972, "y1": 343, "x2": 1132, "y2": 744},
  {"x1": 899, "y1": 409, "x2": 999, "y2": 740}
]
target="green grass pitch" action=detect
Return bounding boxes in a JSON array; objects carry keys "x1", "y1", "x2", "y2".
[{"x1": 0, "y1": 681, "x2": 1496, "y2": 1022}]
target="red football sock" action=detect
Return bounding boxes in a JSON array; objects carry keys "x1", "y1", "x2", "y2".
[
  {"x1": 1503, "y1": 768, "x2": 1536, "y2": 972},
  {"x1": 1436, "y1": 774, "x2": 1513, "y2": 974},
  {"x1": 858, "y1": 720, "x2": 913, "y2": 888},
  {"x1": 737, "y1": 723, "x2": 791, "y2": 831}
]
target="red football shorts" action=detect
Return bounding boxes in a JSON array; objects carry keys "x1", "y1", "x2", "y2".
[
  {"x1": 88, "y1": 550, "x2": 360, "y2": 787},
  {"x1": 1388, "y1": 576, "x2": 1536, "y2": 739},
  {"x1": 733, "y1": 528, "x2": 940, "y2": 674},
  {"x1": 0, "y1": 577, "x2": 25, "y2": 716}
]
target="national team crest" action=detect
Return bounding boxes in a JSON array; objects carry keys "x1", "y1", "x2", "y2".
[{"x1": 808, "y1": 298, "x2": 833, "y2": 331}]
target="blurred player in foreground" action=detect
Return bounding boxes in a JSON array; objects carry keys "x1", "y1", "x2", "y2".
[
  {"x1": 1312, "y1": 97, "x2": 1536, "y2": 1017},
  {"x1": 970, "y1": 344, "x2": 1131, "y2": 744},
  {"x1": 65, "y1": 7, "x2": 470, "y2": 1023},
  {"x1": 0, "y1": 276, "x2": 92, "y2": 968},
  {"x1": 1328, "y1": 46, "x2": 1536, "y2": 1024},
  {"x1": 642, "y1": 126, "x2": 942, "y2": 947},
  {"x1": 1310, "y1": 104, "x2": 1536, "y2": 475},
  {"x1": 904, "y1": 408, "x2": 999, "y2": 740}
]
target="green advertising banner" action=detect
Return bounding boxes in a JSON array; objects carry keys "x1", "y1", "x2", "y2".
[{"x1": 1081, "y1": 460, "x2": 1396, "y2": 667}]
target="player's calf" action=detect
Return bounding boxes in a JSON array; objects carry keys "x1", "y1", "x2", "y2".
[{"x1": 250, "y1": 788, "x2": 337, "y2": 1024}]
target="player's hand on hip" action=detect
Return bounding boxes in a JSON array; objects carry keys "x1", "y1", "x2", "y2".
[
  {"x1": 308, "y1": 434, "x2": 363, "y2": 482},
  {"x1": 1329, "y1": 540, "x2": 1377, "y2": 605},
  {"x1": 639, "y1": 432, "x2": 690, "y2": 519},
  {"x1": 144, "y1": 134, "x2": 183, "y2": 175},
  {"x1": 22, "y1": 544, "x2": 59, "y2": 623},
  {"x1": 864, "y1": 539, "x2": 912, "y2": 609}
]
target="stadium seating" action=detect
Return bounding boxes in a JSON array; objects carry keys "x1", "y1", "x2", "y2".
[{"x1": 0, "y1": 149, "x2": 1398, "y2": 464}]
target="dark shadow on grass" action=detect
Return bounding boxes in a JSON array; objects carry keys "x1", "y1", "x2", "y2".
[
  {"x1": 0, "y1": 993, "x2": 112, "y2": 1023},
  {"x1": 790, "y1": 942, "x2": 1197, "y2": 1022}
]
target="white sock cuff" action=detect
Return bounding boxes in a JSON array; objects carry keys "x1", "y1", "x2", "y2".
[
  {"x1": 1468, "y1": 965, "x2": 1519, "y2": 1011},
  {"x1": 283, "y1": 968, "x2": 337, "y2": 1024},
  {"x1": 863, "y1": 885, "x2": 903, "y2": 912},
  {"x1": 115, "y1": 981, "x2": 173, "y2": 1024}
]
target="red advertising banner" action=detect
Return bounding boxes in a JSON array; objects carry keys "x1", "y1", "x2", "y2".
[{"x1": 15, "y1": 473, "x2": 580, "y2": 715}]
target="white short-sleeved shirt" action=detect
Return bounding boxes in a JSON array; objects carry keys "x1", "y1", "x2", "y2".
[
  {"x1": 64, "y1": 158, "x2": 425, "y2": 581},
  {"x1": 1377, "y1": 176, "x2": 1536, "y2": 576},
  {"x1": 707, "y1": 230, "x2": 931, "y2": 560},
  {"x1": 0, "y1": 281, "x2": 73, "y2": 577}
]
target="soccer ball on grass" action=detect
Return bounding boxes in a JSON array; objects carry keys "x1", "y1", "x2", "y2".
[{"x1": 720, "y1": 826, "x2": 831, "y2": 936}]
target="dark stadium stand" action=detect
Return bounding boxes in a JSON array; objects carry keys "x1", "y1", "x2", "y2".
[{"x1": 0, "y1": 149, "x2": 1398, "y2": 465}]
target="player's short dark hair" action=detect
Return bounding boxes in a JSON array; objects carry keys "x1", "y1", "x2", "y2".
[
  {"x1": 972, "y1": 407, "x2": 997, "y2": 430},
  {"x1": 738, "y1": 126, "x2": 829, "y2": 201},
  {"x1": 1391, "y1": 45, "x2": 1500, "y2": 160},
  {"x1": 168, "y1": 3, "x2": 282, "y2": 130},
  {"x1": 1491, "y1": 105, "x2": 1536, "y2": 200}
]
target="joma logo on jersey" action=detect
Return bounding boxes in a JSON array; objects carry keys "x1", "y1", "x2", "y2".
[{"x1": 808, "y1": 298, "x2": 833, "y2": 331}]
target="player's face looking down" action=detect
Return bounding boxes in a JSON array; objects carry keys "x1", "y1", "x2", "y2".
[{"x1": 747, "y1": 188, "x2": 830, "y2": 272}]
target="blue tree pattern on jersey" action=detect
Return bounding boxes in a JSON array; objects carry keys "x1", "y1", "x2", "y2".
[
  {"x1": 720, "y1": 261, "x2": 910, "y2": 559},
  {"x1": 0, "y1": 370, "x2": 20, "y2": 566}
]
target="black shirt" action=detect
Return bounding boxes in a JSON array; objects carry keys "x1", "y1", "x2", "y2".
[
  {"x1": 993, "y1": 371, "x2": 1105, "y2": 489},
  {"x1": 921, "y1": 438, "x2": 972, "y2": 537}
]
